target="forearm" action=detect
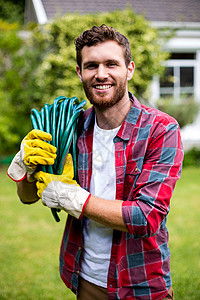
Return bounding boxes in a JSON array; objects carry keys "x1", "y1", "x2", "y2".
[
  {"x1": 83, "y1": 195, "x2": 128, "y2": 232},
  {"x1": 17, "y1": 180, "x2": 39, "y2": 204}
]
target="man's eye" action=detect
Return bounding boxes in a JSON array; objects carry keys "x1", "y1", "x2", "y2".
[
  {"x1": 107, "y1": 62, "x2": 116, "y2": 67},
  {"x1": 86, "y1": 64, "x2": 97, "y2": 69}
]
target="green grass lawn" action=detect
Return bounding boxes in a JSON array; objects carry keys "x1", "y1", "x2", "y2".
[
  {"x1": 0, "y1": 166, "x2": 75, "y2": 300},
  {"x1": 0, "y1": 165, "x2": 199, "y2": 299},
  {"x1": 167, "y1": 166, "x2": 200, "y2": 299}
]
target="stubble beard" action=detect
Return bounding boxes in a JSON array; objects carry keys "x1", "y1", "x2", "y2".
[{"x1": 82, "y1": 79, "x2": 127, "y2": 110}]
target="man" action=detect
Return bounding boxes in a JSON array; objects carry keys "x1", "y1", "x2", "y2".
[{"x1": 8, "y1": 25, "x2": 183, "y2": 299}]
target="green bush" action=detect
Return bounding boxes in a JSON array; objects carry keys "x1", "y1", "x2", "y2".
[
  {"x1": 157, "y1": 97, "x2": 199, "y2": 128},
  {"x1": 0, "y1": 20, "x2": 45, "y2": 154},
  {"x1": 33, "y1": 8, "x2": 168, "y2": 104},
  {"x1": 0, "y1": 8, "x2": 168, "y2": 154},
  {"x1": 183, "y1": 147, "x2": 200, "y2": 167},
  {"x1": 0, "y1": 0, "x2": 25, "y2": 24}
]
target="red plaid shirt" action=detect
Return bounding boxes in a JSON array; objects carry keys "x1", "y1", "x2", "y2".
[{"x1": 59, "y1": 94, "x2": 183, "y2": 299}]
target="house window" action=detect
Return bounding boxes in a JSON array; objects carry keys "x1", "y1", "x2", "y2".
[{"x1": 160, "y1": 53, "x2": 196, "y2": 99}]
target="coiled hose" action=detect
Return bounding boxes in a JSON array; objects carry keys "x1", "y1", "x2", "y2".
[{"x1": 31, "y1": 96, "x2": 86, "y2": 222}]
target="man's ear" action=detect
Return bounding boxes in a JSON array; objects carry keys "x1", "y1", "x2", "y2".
[
  {"x1": 127, "y1": 61, "x2": 135, "y2": 81},
  {"x1": 76, "y1": 65, "x2": 83, "y2": 82}
]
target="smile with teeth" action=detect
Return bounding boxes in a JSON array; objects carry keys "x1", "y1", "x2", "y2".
[{"x1": 95, "y1": 84, "x2": 112, "y2": 90}]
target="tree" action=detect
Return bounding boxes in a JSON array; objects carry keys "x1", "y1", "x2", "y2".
[
  {"x1": 0, "y1": 0, "x2": 25, "y2": 24},
  {"x1": 33, "y1": 8, "x2": 168, "y2": 104},
  {"x1": 0, "y1": 20, "x2": 43, "y2": 154},
  {"x1": 0, "y1": 8, "x2": 168, "y2": 154}
]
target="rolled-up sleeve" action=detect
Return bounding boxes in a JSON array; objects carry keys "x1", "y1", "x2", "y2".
[{"x1": 122, "y1": 121, "x2": 184, "y2": 236}]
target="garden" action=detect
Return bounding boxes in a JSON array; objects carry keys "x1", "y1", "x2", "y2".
[
  {"x1": 0, "y1": 5, "x2": 200, "y2": 299},
  {"x1": 0, "y1": 164, "x2": 199, "y2": 299}
]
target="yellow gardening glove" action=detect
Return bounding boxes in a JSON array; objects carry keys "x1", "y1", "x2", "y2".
[
  {"x1": 7, "y1": 129, "x2": 57, "y2": 182},
  {"x1": 34, "y1": 154, "x2": 78, "y2": 198},
  {"x1": 34, "y1": 154, "x2": 91, "y2": 219},
  {"x1": 22, "y1": 129, "x2": 57, "y2": 166}
]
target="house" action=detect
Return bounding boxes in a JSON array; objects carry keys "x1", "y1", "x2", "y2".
[{"x1": 25, "y1": 0, "x2": 200, "y2": 150}]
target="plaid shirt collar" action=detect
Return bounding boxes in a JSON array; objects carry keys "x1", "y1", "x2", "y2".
[{"x1": 82, "y1": 92, "x2": 142, "y2": 141}]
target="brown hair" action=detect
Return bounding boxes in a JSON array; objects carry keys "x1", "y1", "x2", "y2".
[{"x1": 75, "y1": 24, "x2": 132, "y2": 69}]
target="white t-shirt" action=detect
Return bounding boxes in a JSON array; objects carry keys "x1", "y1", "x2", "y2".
[{"x1": 80, "y1": 118, "x2": 120, "y2": 288}]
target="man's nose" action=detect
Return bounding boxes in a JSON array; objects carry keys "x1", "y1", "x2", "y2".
[{"x1": 95, "y1": 65, "x2": 108, "y2": 80}]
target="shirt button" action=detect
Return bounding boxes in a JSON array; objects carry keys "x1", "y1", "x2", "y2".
[
  {"x1": 77, "y1": 270, "x2": 79, "y2": 274},
  {"x1": 135, "y1": 167, "x2": 138, "y2": 172},
  {"x1": 78, "y1": 246, "x2": 82, "y2": 250}
]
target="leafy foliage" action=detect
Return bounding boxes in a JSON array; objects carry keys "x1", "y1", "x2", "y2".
[
  {"x1": 0, "y1": 20, "x2": 44, "y2": 153},
  {"x1": 0, "y1": 8, "x2": 168, "y2": 154},
  {"x1": 157, "y1": 97, "x2": 199, "y2": 128},
  {"x1": 183, "y1": 147, "x2": 200, "y2": 167},
  {"x1": 0, "y1": 0, "x2": 25, "y2": 24},
  {"x1": 34, "y1": 8, "x2": 168, "y2": 104}
]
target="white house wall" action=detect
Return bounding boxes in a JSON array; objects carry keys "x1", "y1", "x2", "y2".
[
  {"x1": 151, "y1": 24, "x2": 200, "y2": 150},
  {"x1": 25, "y1": 0, "x2": 47, "y2": 24},
  {"x1": 194, "y1": 51, "x2": 200, "y2": 101},
  {"x1": 165, "y1": 36, "x2": 200, "y2": 51},
  {"x1": 32, "y1": 0, "x2": 47, "y2": 24}
]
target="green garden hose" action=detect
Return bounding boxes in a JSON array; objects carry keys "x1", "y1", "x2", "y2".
[{"x1": 31, "y1": 96, "x2": 86, "y2": 222}]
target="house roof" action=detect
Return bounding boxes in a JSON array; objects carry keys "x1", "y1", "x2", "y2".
[{"x1": 41, "y1": 0, "x2": 200, "y2": 23}]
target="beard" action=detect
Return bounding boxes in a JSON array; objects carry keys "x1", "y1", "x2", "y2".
[{"x1": 82, "y1": 78, "x2": 127, "y2": 110}]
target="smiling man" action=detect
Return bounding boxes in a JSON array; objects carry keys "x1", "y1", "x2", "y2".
[
  {"x1": 76, "y1": 40, "x2": 134, "y2": 110},
  {"x1": 8, "y1": 25, "x2": 183, "y2": 300}
]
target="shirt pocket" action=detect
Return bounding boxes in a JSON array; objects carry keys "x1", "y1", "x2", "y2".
[{"x1": 124, "y1": 160, "x2": 141, "y2": 200}]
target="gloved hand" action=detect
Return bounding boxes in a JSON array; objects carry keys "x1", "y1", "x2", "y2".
[
  {"x1": 34, "y1": 154, "x2": 91, "y2": 219},
  {"x1": 7, "y1": 129, "x2": 57, "y2": 182}
]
